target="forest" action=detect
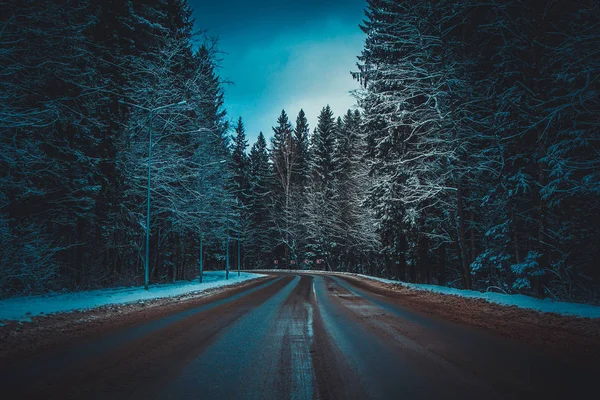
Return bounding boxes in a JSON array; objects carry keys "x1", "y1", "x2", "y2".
[{"x1": 1, "y1": 0, "x2": 599, "y2": 303}]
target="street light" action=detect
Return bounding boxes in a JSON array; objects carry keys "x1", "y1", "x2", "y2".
[
  {"x1": 198, "y1": 159, "x2": 227, "y2": 284},
  {"x1": 237, "y1": 231, "x2": 241, "y2": 277},
  {"x1": 225, "y1": 203, "x2": 230, "y2": 280},
  {"x1": 119, "y1": 99, "x2": 187, "y2": 290}
]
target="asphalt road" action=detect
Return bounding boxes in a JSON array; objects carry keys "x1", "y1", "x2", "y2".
[{"x1": 2, "y1": 273, "x2": 596, "y2": 399}]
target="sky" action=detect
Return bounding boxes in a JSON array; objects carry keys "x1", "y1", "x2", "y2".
[{"x1": 190, "y1": 0, "x2": 367, "y2": 145}]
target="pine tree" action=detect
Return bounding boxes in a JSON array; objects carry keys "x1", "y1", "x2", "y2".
[
  {"x1": 331, "y1": 111, "x2": 359, "y2": 266},
  {"x1": 231, "y1": 117, "x2": 250, "y2": 206},
  {"x1": 310, "y1": 105, "x2": 337, "y2": 189},
  {"x1": 353, "y1": 0, "x2": 600, "y2": 297},
  {"x1": 0, "y1": 0, "x2": 239, "y2": 293},
  {"x1": 270, "y1": 110, "x2": 298, "y2": 267},
  {"x1": 288, "y1": 109, "x2": 311, "y2": 265},
  {"x1": 230, "y1": 117, "x2": 251, "y2": 269},
  {"x1": 304, "y1": 105, "x2": 338, "y2": 270},
  {"x1": 0, "y1": 0, "x2": 104, "y2": 292},
  {"x1": 247, "y1": 132, "x2": 272, "y2": 268},
  {"x1": 292, "y1": 109, "x2": 310, "y2": 188},
  {"x1": 192, "y1": 43, "x2": 233, "y2": 273}
]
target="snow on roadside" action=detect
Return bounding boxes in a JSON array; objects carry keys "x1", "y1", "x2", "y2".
[
  {"x1": 251, "y1": 269, "x2": 600, "y2": 319},
  {"x1": 353, "y1": 274, "x2": 600, "y2": 319},
  {"x1": 0, "y1": 271, "x2": 265, "y2": 322}
]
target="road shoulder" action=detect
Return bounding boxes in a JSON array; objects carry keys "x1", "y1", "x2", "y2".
[
  {"x1": 336, "y1": 274, "x2": 600, "y2": 360},
  {"x1": 0, "y1": 276, "x2": 273, "y2": 363}
]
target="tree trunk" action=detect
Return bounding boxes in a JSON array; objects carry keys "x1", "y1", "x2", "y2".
[
  {"x1": 418, "y1": 235, "x2": 428, "y2": 284},
  {"x1": 535, "y1": 127, "x2": 548, "y2": 297},
  {"x1": 457, "y1": 181, "x2": 472, "y2": 289},
  {"x1": 397, "y1": 234, "x2": 407, "y2": 281},
  {"x1": 470, "y1": 211, "x2": 477, "y2": 269},
  {"x1": 439, "y1": 243, "x2": 447, "y2": 286},
  {"x1": 199, "y1": 235, "x2": 203, "y2": 283}
]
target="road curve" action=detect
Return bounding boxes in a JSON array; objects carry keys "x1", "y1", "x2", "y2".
[{"x1": 1, "y1": 273, "x2": 597, "y2": 399}]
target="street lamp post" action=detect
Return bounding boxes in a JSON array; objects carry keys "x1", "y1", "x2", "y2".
[
  {"x1": 226, "y1": 233, "x2": 230, "y2": 280},
  {"x1": 225, "y1": 204, "x2": 230, "y2": 280},
  {"x1": 119, "y1": 99, "x2": 186, "y2": 290},
  {"x1": 144, "y1": 109, "x2": 153, "y2": 291},
  {"x1": 199, "y1": 234, "x2": 204, "y2": 284}
]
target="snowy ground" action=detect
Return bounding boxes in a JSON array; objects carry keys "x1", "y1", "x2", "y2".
[
  {"x1": 252, "y1": 269, "x2": 600, "y2": 319},
  {"x1": 355, "y1": 274, "x2": 600, "y2": 319},
  {"x1": 0, "y1": 271, "x2": 265, "y2": 322}
]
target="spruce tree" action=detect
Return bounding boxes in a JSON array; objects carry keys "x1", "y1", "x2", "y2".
[
  {"x1": 289, "y1": 109, "x2": 311, "y2": 265},
  {"x1": 311, "y1": 105, "x2": 337, "y2": 189},
  {"x1": 230, "y1": 117, "x2": 251, "y2": 269},
  {"x1": 292, "y1": 109, "x2": 310, "y2": 188},
  {"x1": 231, "y1": 117, "x2": 250, "y2": 206},
  {"x1": 270, "y1": 110, "x2": 297, "y2": 267},
  {"x1": 304, "y1": 105, "x2": 338, "y2": 270},
  {"x1": 247, "y1": 132, "x2": 272, "y2": 267}
]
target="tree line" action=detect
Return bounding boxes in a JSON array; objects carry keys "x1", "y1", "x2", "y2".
[
  {"x1": 350, "y1": 0, "x2": 600, "y2": 301},
  {"x1": 1, "y1": 0, "x2": 599, "y2": 302},
  {"x1": 237, "y1": 0, "x2": 600, "y2": 302},
  {"x1": 1, "y1": 0, "x2": 233, "y2": 295},
  {"x1": 231, "y1": 107, "x2": 379, "y2": 274}
]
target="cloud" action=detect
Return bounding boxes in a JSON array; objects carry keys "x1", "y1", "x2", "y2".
[{"x1": 220, "y1": 18, "x2": 364, "y2": 144}]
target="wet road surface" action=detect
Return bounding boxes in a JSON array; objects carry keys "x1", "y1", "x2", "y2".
[{"x1": 2, "y1": 273, "x2": 597, "y2": 399}]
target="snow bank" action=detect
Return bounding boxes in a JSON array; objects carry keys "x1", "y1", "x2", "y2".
[
  {"x1": 356, "y1": 274, "x2": 600, "y2": 319},
  {"x1": 250, "y1": 269, "x2": 600, "y2": 319},
  {"x1": 0, "y1": 271, "x2": 265, "y2": 322}
]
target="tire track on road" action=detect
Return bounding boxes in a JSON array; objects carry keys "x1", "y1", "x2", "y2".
[{"x1": 14, "y1": 276, "x2": 292, "y2": 400}]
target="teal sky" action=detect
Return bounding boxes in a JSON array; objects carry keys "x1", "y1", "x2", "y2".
[{"x1": 190, "y1": 0, "x2": 367, "y2": 144}]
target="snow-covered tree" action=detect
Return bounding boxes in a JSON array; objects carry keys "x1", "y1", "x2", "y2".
[{"x1": 247, "y1": 132, "x2": 273, "y2": 268}]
